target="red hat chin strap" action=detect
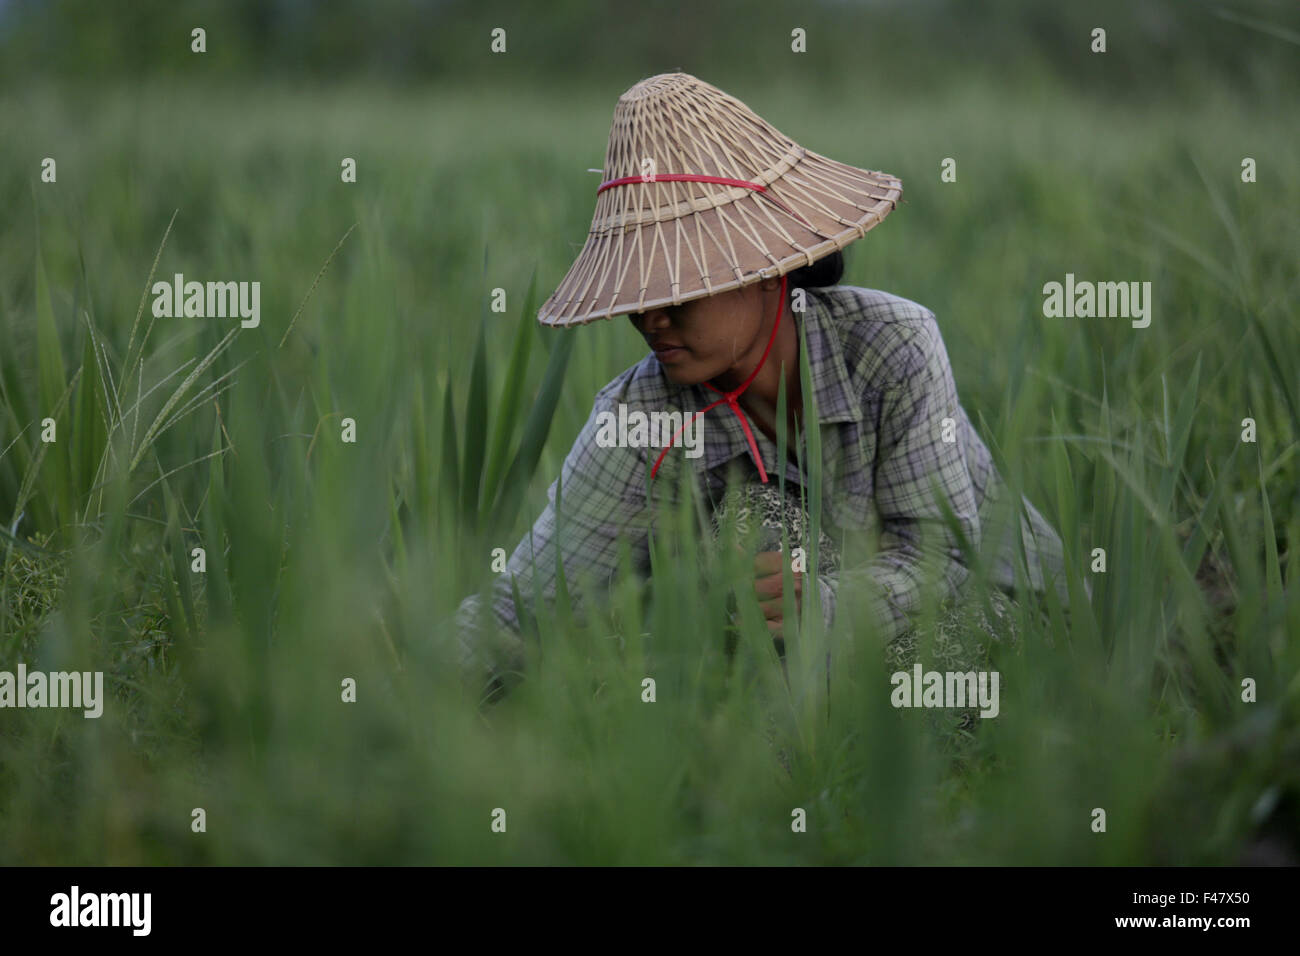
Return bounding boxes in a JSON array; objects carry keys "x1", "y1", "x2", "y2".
[{"x1": 651, "y1": 274, "x2": 787, "y2": 484}]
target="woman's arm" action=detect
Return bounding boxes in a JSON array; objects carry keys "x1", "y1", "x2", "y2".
[
  {"x1": 455, "y1": 391, "x2": 659, "y2": 688},
  {"x1": 816, "y1": 313, "x2": 981, "y2": 644}
]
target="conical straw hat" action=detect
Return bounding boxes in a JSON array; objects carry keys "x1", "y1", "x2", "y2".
[{"x1": 538, "y1": 72, "x2": 902, "y2": 327}]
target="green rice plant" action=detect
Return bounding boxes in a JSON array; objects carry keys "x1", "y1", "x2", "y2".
[{"x1": 413, "y1": 261, "x2": 573, "y2": 565}]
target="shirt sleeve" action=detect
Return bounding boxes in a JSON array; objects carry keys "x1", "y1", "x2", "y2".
[
  {"x1": 816, "y1": 313, "x2": 981, "y2": 644},
  {"x1": 455, "y1": 391, "x2": 659, "y2": 688}
]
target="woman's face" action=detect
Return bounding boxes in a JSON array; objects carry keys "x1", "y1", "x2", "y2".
[{"x1": 627, "y1": 283, "x2": 771, "y2": 386}]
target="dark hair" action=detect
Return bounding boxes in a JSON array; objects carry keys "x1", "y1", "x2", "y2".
[{"x1": 787, "y1": 249, "x2": 844, "y2": 290}]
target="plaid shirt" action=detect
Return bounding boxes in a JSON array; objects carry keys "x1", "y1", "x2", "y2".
[{"x1": 458, "y1": 285, "x2": 1068, "y2": 671}]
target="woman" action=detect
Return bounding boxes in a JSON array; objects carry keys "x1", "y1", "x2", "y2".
[{"x1": 458, "y1": 72, "x2": 1069, "y2": 693}]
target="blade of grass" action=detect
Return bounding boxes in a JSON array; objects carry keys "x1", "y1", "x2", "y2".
[
  {"x1": 34, "y1": 245, "x2": 73, "y2": 525},
  {"x1": 439, "y1": 378, "x2": 461, "y2": 541},
  {"x1": 1259, "y1": 451, "x2": 1283, "y2": 605},
  {"x1": 124, "y1": 209, "x2": 178, "y2": 374},
  {"x1": 278, "y1": 222, "x2": 360, "y2": 349},
  {"x1": 162, "y1": 478, "x2": 196, "y2": 639},
  {"x1": 482, "y1": 269, "x2": 538, "y2": 509},
  {"x1": 461, "y1": 323, "x2": 490, "y2": 527},
  {"x1": 128, "y1": 326, "x2": 240, "y2": 474},
  {"x1": 1182, "y1": 443, "x2": 1240, "y2": 574},
  {"x1": 490, "y1": 330, "x2": 575, "y2": 540},
  {"x1": 11, "y1": 368, "x2": 81, "y2": 532},
  {"x1": 1157, "y1": 355, "x2": 1201, "y2": 514}
]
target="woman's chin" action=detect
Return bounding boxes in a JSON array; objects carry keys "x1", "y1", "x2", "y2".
[
  {"x1": 662, "y1": 365, "x2": 708, "y2": 386},
  {"x1": 654, "y1": 351, "x2": 724, "y2": 387}
]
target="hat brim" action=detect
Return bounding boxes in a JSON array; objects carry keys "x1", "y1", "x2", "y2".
[{"x1": 538, "y1": 149, "x2": 902, "y2": 327}]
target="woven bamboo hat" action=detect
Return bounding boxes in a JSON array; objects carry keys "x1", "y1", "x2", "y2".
[{"x1": 538, "y1": 72, "x2": 902, "y2": 327}]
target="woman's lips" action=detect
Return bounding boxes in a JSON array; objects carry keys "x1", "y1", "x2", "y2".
[{"x1": 653, "y1": 346, "x2": 687, "y2": 362}]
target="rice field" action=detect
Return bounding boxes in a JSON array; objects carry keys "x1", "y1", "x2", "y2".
[{"x1": 1, "y1": 67, "x2": 1297, "y2": 864}]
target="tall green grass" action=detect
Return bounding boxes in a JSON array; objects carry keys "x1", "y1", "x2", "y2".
[{"x1": 0, "y1": 77, "x2": 1296, "y2": 863}]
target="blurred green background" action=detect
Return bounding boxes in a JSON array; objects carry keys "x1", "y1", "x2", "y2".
[{"x1": 1, "y1": 0, "x2": 1297, "y2": 864}]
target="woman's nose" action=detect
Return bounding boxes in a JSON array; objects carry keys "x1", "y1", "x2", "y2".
[{"x1": 636, "y1": 308, "x2": 673, "y2": 332}]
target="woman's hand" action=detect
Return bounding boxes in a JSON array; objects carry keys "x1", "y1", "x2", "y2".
[{"x1": 752, "y1": 550, "x2": 802, "y2": 638}]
